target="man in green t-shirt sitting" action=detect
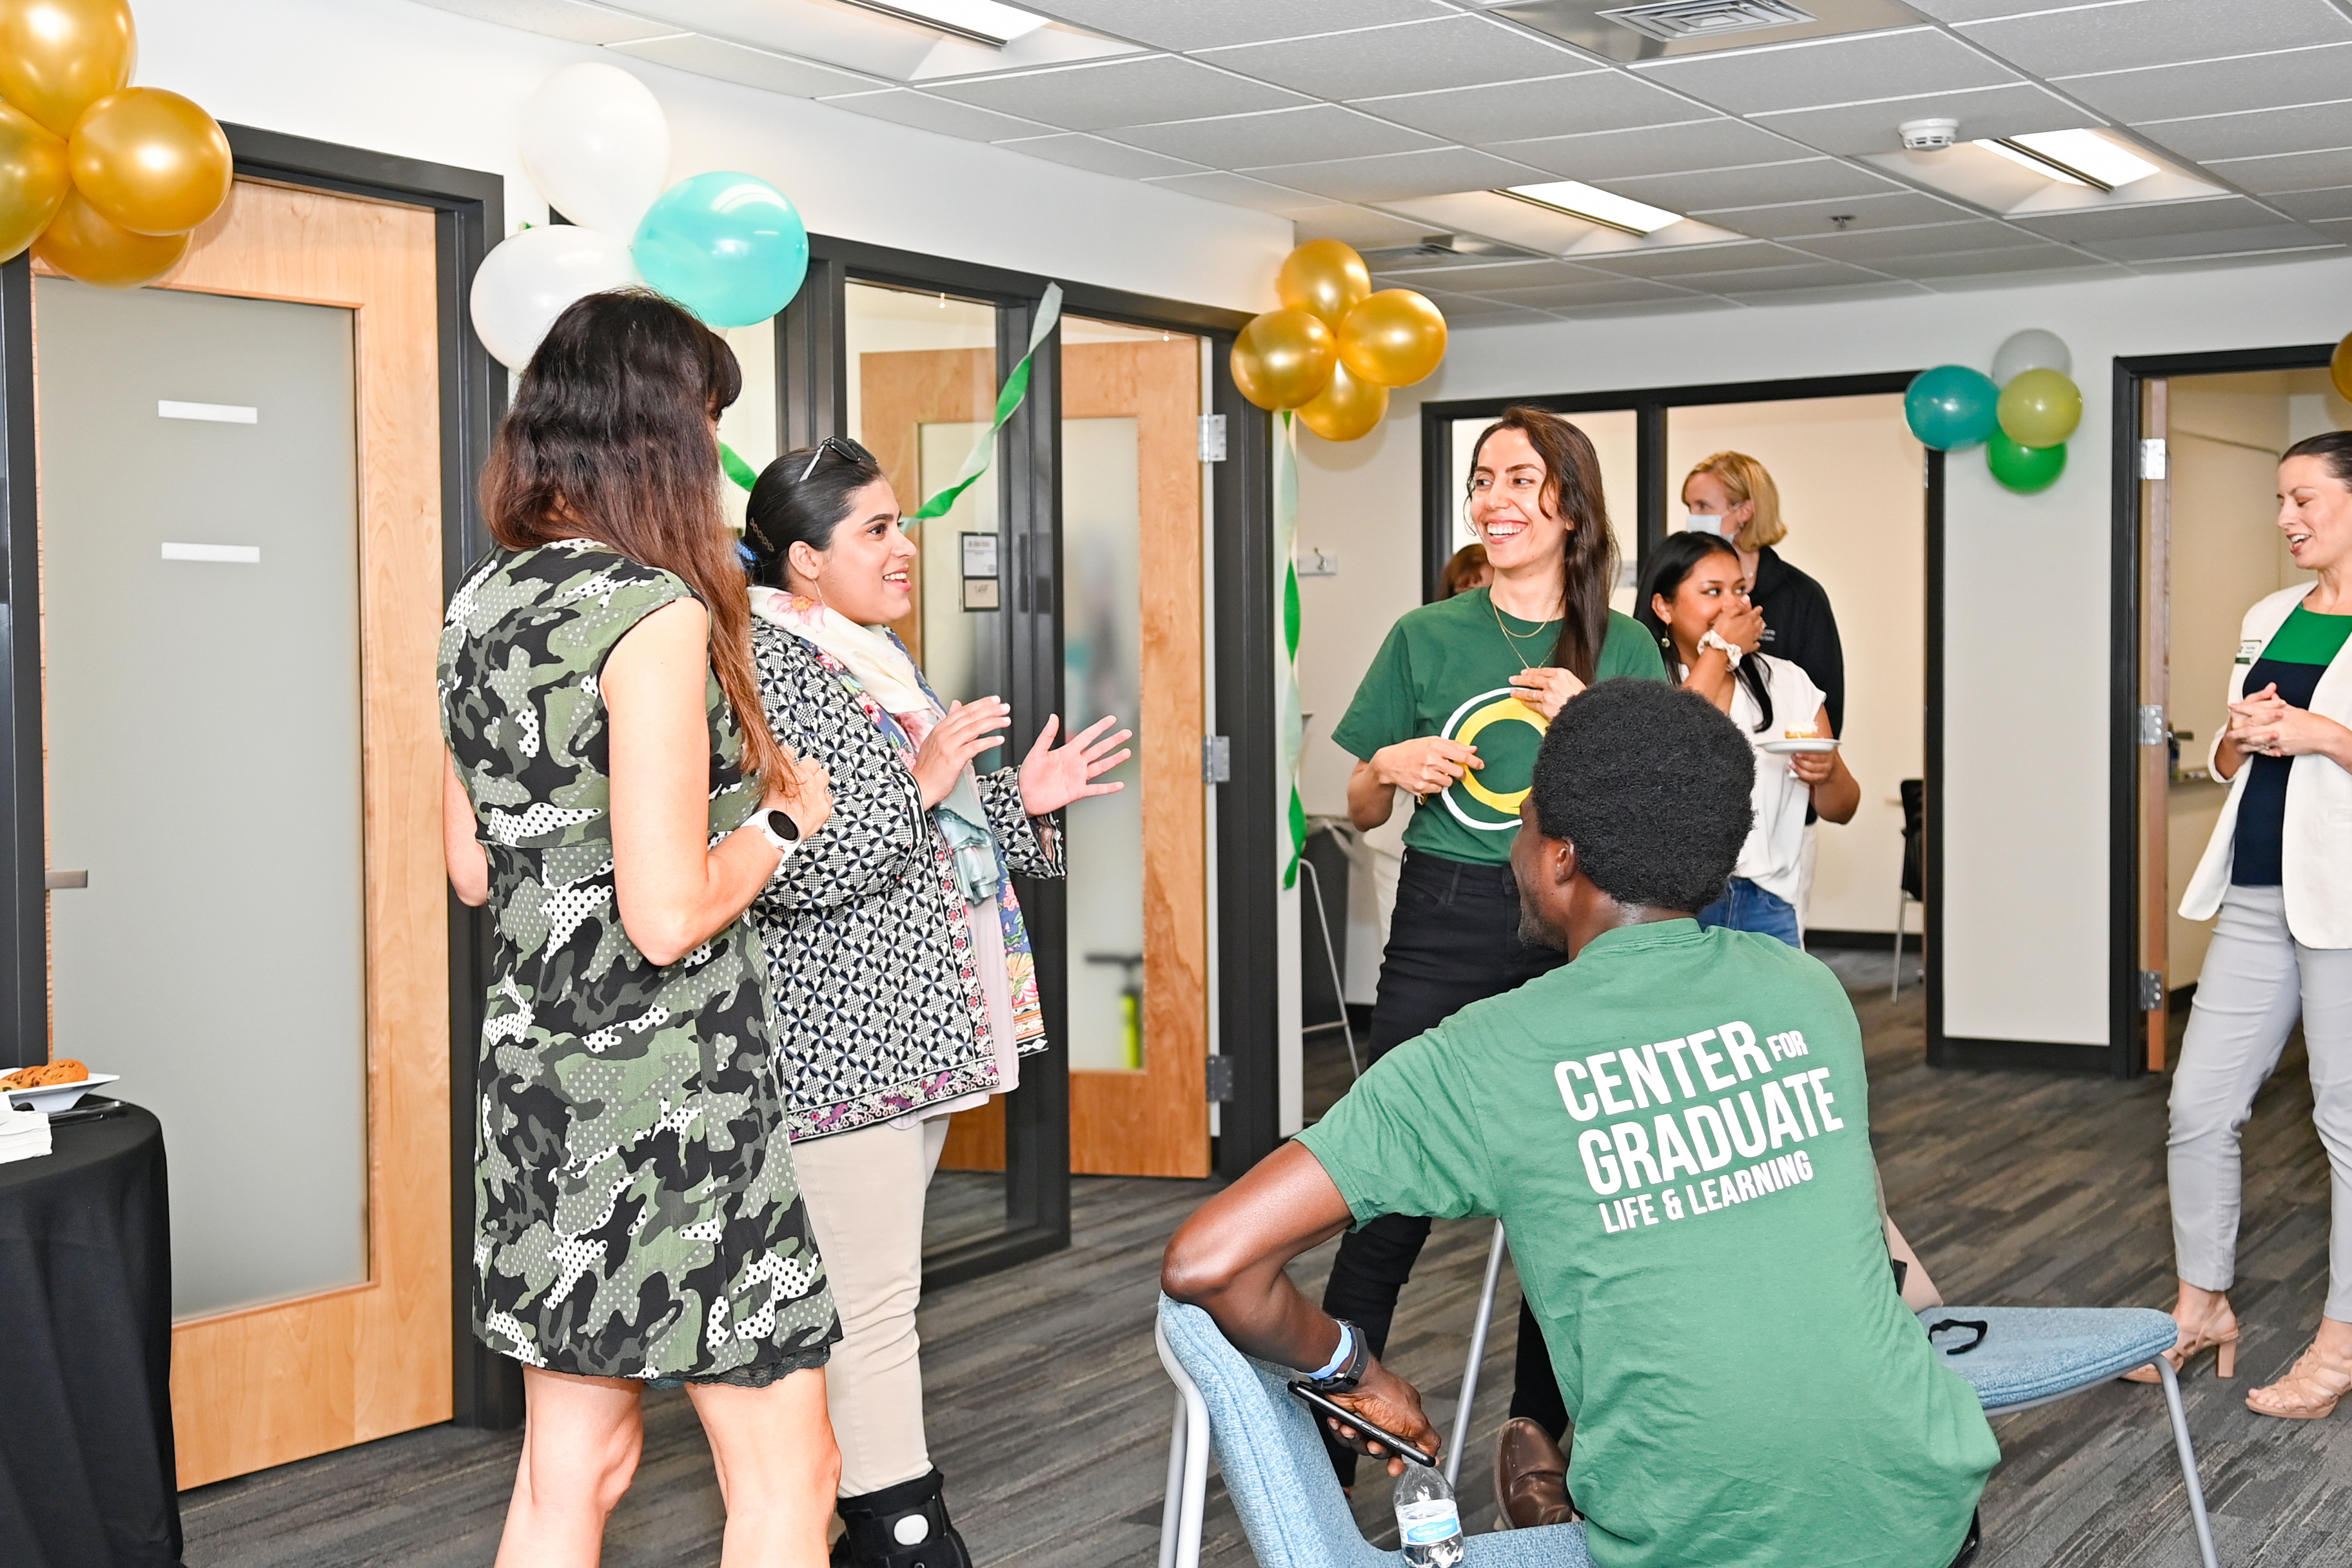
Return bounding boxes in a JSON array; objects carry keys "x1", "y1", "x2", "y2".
[{"x1": 1164, "y1": 680, "x2": 1997, "y2": 1568}]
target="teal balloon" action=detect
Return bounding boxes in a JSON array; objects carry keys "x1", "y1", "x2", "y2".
[
  {"x1": 631, "y1": 171, "x2": 808, "y2": 328},
  {"x1": 1905, "y1": 364, "x2": 2001, "y2": 451},
  {"x1": 1986, "y1": 433, "x2": 2066, "y2": 493}
]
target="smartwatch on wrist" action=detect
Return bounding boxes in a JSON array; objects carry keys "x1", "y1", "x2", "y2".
[
  {"x1": 1307, "y1": 1317, "x2": 1370, "y2": 1395},
  {"x1": 747, "y1": 807, "x2": 801, "y2": 854}
]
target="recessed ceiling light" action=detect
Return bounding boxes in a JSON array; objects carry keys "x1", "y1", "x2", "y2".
[
  {"x1": 1500, "y1": 180, "x2": 1683, "y2": 236},
  {"x1": 1972, "y1": 130, "x2": 2157, "y2": 193},
  {"x1": 836, "y1": 0, "x2": 1050, "y2": 47}
]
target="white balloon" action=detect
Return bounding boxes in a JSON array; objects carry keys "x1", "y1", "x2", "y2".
[
  {"x1": 1992, "y1": 328, "x2": 2071, "y2": 386},
  {"x1": 520, "y1": 63, "x2": 672, "y2": 242},
  {"x1": 469, "y1": 224, "x2": 639, "y2": 371}
]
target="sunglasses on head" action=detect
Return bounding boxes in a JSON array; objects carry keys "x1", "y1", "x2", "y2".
[{"x1": 799, "y1": 435, "x2": 876, "y2": 484}]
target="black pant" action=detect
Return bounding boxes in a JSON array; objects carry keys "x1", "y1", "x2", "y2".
[{"x1": 1319, "y1": 849, "x2": 1569, "y2": 1484}]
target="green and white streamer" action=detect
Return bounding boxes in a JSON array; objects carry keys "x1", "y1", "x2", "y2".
[
  {"x1": 909, "y1": 282, "x2": 1063, "y2": 524},
  {"x1": 1275, "y1": 411, "x2": 1306, "y2": 890}
]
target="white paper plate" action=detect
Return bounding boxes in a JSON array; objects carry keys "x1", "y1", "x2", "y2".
[
  {"x1": 1759, "y1": 737, "x2": 1839, "y2": 754},
  {"x1": 3, "y1": 1073, "x2": 118, "y2": 1114}
]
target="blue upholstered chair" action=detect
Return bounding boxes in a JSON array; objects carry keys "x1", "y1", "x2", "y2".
[
  {"x1": 1155, "y1": 1295, "x2": 1591, "y2": 1568},
  {"x1": 1921, "y1": 1306, "x2": 2220, "y2": 1568}
]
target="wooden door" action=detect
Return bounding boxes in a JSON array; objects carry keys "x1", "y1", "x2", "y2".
[
  {"x1": 859, "y1": 337, "x2": 1209, "y2": 1179},
  {"x1": 2139, "y1": 378, "x2": 2172, "y2": 1068},
  {"x1": 35, "y1": 180, "x2": 449, "y2": 1485}
]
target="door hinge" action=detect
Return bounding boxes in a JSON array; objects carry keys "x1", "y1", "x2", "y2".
[
  {"x1": 1202, "y1": 734, "x2": 1231, "y2": 783},
  {"x1": 1199, "y1": 414, "x2": 1228, "y2": 463},
  {"x1": 44, "y1": 868, "x2": 86, "y2": 890},
  {"x1": 2137, "y1": 704, "x2": 2166, "y2": 745},
  {"x1": 1204, "y1": 1055, "x2": 1235, "y2": 1102},
  {"x1": 2138, "y1": 969, "x2": 2166, "y2": 1010},
  {"x1": 2140, "y1": 437, "x2": 2168, "y2": 480}
]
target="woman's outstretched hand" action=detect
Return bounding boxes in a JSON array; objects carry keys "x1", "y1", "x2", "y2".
[
  {"x1": 912, "y1": 697, "x2": 1012, "y2": 809},
  {"x1": 1019, "y1": 714, "x2": 1132, "y2": 816}
]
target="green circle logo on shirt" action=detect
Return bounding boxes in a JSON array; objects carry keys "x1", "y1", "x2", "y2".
[{"x1": 1439, "y1": 687, "x2": 1549, "y2": 832}]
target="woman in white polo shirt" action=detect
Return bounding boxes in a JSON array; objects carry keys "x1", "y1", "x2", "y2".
[
  {"x1": 1637, "y1": 529, "x2": 1857, "y2": 946},
  {"x1": 2148, "y1": 429, "x2": 2352, "y2": 1422}
]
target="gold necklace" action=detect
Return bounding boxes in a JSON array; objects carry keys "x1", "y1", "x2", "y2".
[{"x1": 1489, "y1": 591, "x2": 1561, "y2": 671}]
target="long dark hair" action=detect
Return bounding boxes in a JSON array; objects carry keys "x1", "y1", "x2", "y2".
[
  {"x1": 482, "y1": 289, "x2": 790, "y2": 790},
  {"x1": 741, "y1": 437, "x2": 888, "y2": 589},
  {"x1": 1636, "y1": 531, "x2": 1773, "y2": 733},
  {"x1": 1465, "y1": 406, "x2": 1616, "y2": 682},
  {"x1": 2284, "y1": 429, "x2": 2352, "y2": 485}
]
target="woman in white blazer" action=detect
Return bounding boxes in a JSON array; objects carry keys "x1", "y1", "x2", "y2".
[{"x1": 2148, "y1": 430, "x2": 2352, "y2": 1422}]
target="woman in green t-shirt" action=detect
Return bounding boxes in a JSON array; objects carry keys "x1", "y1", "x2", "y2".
[{"x1": 1321, "y1": 405, "x2": 1665, "y2": 1509}]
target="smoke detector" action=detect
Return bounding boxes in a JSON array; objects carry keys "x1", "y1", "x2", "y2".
[{"x1": 1899, "y1": 118, "x2": 1959, "y2": 150}]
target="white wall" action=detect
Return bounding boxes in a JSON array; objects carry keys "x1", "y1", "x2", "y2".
[
  {"x1": 133, "y1": 0, "x2": 1291, "y2": 310},
  {"x1": 1293, "y1": 252, "x2": 2352, "y2": 1048}
]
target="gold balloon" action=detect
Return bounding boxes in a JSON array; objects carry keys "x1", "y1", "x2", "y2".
[
  {"x1": 1231, "y1": 307, "x2": 1335, "y2": 411},
  {"x1": 0, "y1": 0, "x2": 134, "y2": 137},
  {"x1": 1277, "y1": 239, "x2": 1370, "y2": 328},
  {"x1": 1295, "y1": 359, "x2": 1388, "y2": 443},
  {"x1": 32, "y1": 185, "x2": 186, "y2": 286},
  {"x1": 69, "y1": 88, "x2": 231, "y2": 236},
  {"x1": 1338, "y1": 289, "x2": 1448, "y2": 388},
  {"x1": 0, "y1": 99, "x2": 68, "y2": 262},
  {"x1": 2331, "y1": 331, "x2": 2352, "y2": 405}
]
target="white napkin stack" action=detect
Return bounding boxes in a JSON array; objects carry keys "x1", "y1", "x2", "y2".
[{"x1": 0, "y1": 1100, "x2": 51, "y2": 1164}]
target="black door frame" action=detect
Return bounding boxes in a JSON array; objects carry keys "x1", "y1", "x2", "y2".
[
  {"x1": 1418, "y1": 373, "x2": 1968, "y2": 1059},
  {"x1": 783, "y1": 238, "x2": 1272, "y2": 1288},
  {"x1": 0, "y1": 127, "x2": 518, "y2": 1428},
  {"x1": 2109, "y1": 341, "x2": 2334, "y2": 1078}
]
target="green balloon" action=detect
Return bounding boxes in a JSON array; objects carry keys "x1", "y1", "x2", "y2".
[
  {"x1": 1997, "y1": 366, "x2": 2082, "y2": 447},
  {"x1": 1987, "y1": 433, "x2": 2065, "y2": 493}
]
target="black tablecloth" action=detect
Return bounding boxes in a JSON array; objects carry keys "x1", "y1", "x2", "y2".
[{"x1": 0, "y1": 1104, "x2": 182, "y2": 1568}]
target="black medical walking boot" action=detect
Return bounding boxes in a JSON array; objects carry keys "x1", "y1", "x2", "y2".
[{"x1": 830, "y1": 1468, "x2": 973, "y2": 1568}]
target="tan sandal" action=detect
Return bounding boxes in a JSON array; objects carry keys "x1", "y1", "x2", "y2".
[
  {"x1": 2247, "y1": 1340, "x2": 2352, "y2": 1420},
  {"x1": 2121, "y1": 1303, "x2": 2238, "y2": 1383}
]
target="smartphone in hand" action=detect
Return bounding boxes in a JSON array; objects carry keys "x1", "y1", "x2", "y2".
[{"x1": 1288, "y1": 1381, "x2": 1440, "y2": 1468}]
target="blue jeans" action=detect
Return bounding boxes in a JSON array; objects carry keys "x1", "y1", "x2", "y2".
[{"x1": 1698, "y1": 877, "x2": 1802, "y2": 947}]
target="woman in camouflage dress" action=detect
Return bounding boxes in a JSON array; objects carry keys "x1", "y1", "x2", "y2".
[{"x1": 440, "y1": 291, "x2": 842, "y2": 1567}]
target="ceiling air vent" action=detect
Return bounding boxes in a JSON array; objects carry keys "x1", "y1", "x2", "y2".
[
  {"x1": 1598, "y1": 0, "x2": 1816, "y2": 41},
  {"x1": 1356, "y1": 235, "x2": 1548, "y2": 268}
]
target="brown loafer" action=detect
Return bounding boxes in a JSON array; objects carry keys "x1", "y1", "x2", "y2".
[{"x1": 1494, "y1": 1416, "x2": 1578, "y2": 1530}]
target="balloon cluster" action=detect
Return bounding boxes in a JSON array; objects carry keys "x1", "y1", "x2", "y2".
[
  {"x1": 0, "y1": 0, "x2": 231, "y2": 288},
  {"x1": 470, "y1": 63, "x2": 811, "y2": 371},
  {"x1": 1231, "y1": 240, "x2": 1447, "y2": 442},
  {"x1": 1904, "y1": 329, "x2": 2080, "y2": 495}
]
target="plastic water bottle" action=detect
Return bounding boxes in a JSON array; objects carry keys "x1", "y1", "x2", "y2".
[{"x1": 1394, "y1": 1461, "x2": 1465, "y2": 1567}]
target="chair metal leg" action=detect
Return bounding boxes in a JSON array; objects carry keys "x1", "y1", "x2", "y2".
[
  {"x1": 1156, "y1": 1318, "x2": 1211, "y2": 1568},
  {"x1": 1298, "y1": 857, "x2": 1361, "y2": 1079},
  {"x1": 1892, "y1": 892, "x2": 1906, "y2": 1002},
  {"x1": 2153, "y1": 1357, "x2": 2222, "y2": 1568},
  {"x1": 1446, "y1": 1220, "x2": 1509, "y2": 1488}
]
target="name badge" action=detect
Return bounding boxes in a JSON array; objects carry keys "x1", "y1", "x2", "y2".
[{"x1": 2237, "y1": 638, "x2": 2262, "y2": 665}]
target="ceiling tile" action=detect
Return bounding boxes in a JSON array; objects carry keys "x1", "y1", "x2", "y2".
[
  {"x1": 608, "y1": 32, "x2": 881, "y2": 95},
  {"x1": 2081, "y1": 224, "x2": 2336, "y2": 264},
  {"x1": 1575, "y1": 240, "x2": 1803, "y2": 278},
  {"x1": 925, "y1": 56, "x2": 1311, "y2": 132},
  {"x1": 819, "y1": 89, "x2": 1054, "y2": 141},
  {"x1": 1721, "y1": 279, "x2": 1930, "y2": 306},
  {"x1": 1282, "y1": 203, "x2": 1439, "y2": 246},
  {"x1": 1780, "y1": 219, "x2": 2042, "y2": 260},
  {"x1": 1899, "y1": 0, "x2": 2101, "y2": 23},
  {"x1": 1416, "y1": 292, "x2": 1564, "y2": 326},
  {"x1": 2055, "y1": 42, "x2": 2352, "y2": 124},
  {"x1": 2204, "y1": 147, "x2": 2352, "y2": 194},
  {"x1": 1752, "y1": 83, "x2": 2087, "y2": 157},
  {"x1": 1552, "y1": 295, "x2": 1744, "y2": 318},
  {"x1": 993, "y1": 133, "x2": 1206, "y2": 179},
  {"x1": 1637, "y1": 260, "x2": 1893, "y2": 292},
  {"x1": 2265, "y1": 184, "x2": 2352, "y2": 222},
  {"x1": 1957, "y1": 0, "x2": 2352, "y2": 79},
  {"x1": 1371, "y1": 259, "x2": 1616, "y2": 290},
  {"x1": 1632, "y1": 28, "x2": 2018, "y2": 118},
  {"x1": 1103, "y1": 104, "x2": 1438, "y2": 164},
  {"x1": 2137, "y1": 100, "x2": 2352, "y2": 164},
  {"x1": 1140, "y1": 170, "x2": 1322, "y2": 211},
  {"x1": 1691, "y1": 190, "x2": 1975, "y2": 238},
  {"x1": 1348, "y1": 70, "x2": 1692, "y2": 144},
  {"x1": 412, "y1": 0, "x2": 676, "y2": 44},
  {"x1": 2012, "y1": 195, "x2": 2291, "y2": 242},
  {"x1": 1480, "y1": 277, "x2": 1709, "y2": 309},
  {"x1": 1596, "y1": 159, "x2": 1901, "y2": 214},
  {"x1": 1196, "y1": 13, "x2": 1589, "y2": 99},
  {"x1": 1919, "y1": 260, "x2": 2129, "y2": 291},
  {"x1": 2306, "y1": 216, "x2": 2352, "y2": 243},
  {"x1": 1238, "y1": 146, "x2": 1553, "y2": 202},
  {"x1": 1869, "y1": 244, "x2": 2108, "y2": 277},
  {"x1": 1012, "y1": 0, "x2": 1450, "y2": 53},
  {"x1": 1488, "y1": 117, "x2": 1806, "y2": 181}
]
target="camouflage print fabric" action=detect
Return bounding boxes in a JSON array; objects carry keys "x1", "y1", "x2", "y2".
[{"x1": 438, "y1": 540, "x2": 839, "y2": 1382}]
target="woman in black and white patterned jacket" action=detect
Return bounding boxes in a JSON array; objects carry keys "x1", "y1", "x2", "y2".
[{"x1": 740, "y1": 435, "x2": 1128, "y2": 1568}]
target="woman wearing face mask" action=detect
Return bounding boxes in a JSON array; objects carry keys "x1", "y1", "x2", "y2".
[
  {"x1": 1681, "y1": 451, "x2": 1845, "y2": 736},
  {"x1": 2143, "y1": 430, "x2": 2352, "y2": 1422},
  {"x1": 1326, "y1": 406, "x2": 1666, "y2": 1523},
  {"x1": 1637, "y1": 531, "x2": 1858, "y2": 946},
  {"x1": 738, "y1": 437, "x2": 1130, "y2": 1565}
]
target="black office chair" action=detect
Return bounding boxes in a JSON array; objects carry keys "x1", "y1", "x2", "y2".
[{"x1": 1894, "y1": 778, "x2": 1923, "y2": 1001}]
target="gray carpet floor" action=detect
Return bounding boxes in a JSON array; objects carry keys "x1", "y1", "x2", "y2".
[{"x1": 179, "y1": 948, "x2": 2352, "y2": 1566}]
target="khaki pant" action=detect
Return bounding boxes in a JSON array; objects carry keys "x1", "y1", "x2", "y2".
[{"x1": 793, "y1": 1115, "x2": 949, "y2": 1496}]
